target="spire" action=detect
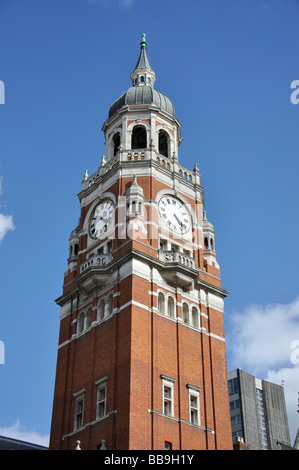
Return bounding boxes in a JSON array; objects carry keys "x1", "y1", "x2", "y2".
[
  {"x1": 131, "y1": 34, "x2": 156, "y2": 87},
  {"x1": 134, "y1": 33, "x2": 152, "y2": 71}
]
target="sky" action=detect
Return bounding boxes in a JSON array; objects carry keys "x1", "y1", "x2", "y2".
[{"x1": 0, "y1": 0, "x2": 298, "y2": 448}]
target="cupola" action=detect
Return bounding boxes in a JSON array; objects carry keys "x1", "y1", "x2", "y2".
[
  {"x1": 130, "y1": 33, "x2": 156, "y2": 87},
  {"x1": 203, "y1": 210, "x2": 216, "y2": 252},
  {"x1": 107, "y1": 34, "x2": 175, "y2": 120}
]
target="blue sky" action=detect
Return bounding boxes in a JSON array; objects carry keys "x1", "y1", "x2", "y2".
[{"x1": 0, "y1": 0, "x2": 298, "y2": 447}]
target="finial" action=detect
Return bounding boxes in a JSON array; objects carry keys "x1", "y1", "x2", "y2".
[
  {"x1": 140, "y1": 33, "x2": 147, "y2": 48},
  {"x1": 75, "y1": 440, "x2": 81, "y2": 450},
  {"x1": 83, "y1": 169, "x2": 89, "y2": 181},
  {"x1": 99, "y1": 439, "x2": 107, "y2": 450}
]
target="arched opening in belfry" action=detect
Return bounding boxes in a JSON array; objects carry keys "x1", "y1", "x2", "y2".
[
  {"x1": 113, "y1": 132, "x2": 120, "y2": 156},
  {"x1": 132, "y1": 125, "x2": 147, "y2": 149},
  {"x1": 158, "y1": 130, "x2": 169, "y2": 157}
]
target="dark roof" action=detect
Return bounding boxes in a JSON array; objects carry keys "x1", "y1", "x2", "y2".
[
  {"x1": 277, "y1": 441, "x2": 298, "y2": 450},
  {"x1": 108, "y1": 86, "x2": 175, "y2": 119},
  {"x1": 0, "y1": 435, "x2": 48, "y2": 450}
]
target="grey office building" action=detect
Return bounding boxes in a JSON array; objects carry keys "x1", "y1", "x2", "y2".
[{"x1": 228, "y1": 369, "x2": 291, "y2": 450}]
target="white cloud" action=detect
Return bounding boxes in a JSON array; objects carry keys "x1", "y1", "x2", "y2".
[
  {"x1": 0, "y1": 420, "x2": 49, "y2": 447},
  {"x1": 0, "y1": 213, "x2": 15, "y2": 243},
  {"x1": 0, "y1": 175, "x2": 15, "y2": 243},
  {"x1": 227, "y1": 296, "x2": 299, "y2": 443},
  {"x1": 228, "y1": 296, "x2": 299, "y2": 374}
]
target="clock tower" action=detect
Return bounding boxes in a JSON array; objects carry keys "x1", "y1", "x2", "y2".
[{"x1": 49, "y1": 35, "x2": 233, "y2": 450}]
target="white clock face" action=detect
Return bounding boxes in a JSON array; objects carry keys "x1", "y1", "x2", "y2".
[
  {"x1": 89, "y1": 199, "x2": 115, "y2": 239},
  {"x1": 158, "y1": 196, "x2": 191, "y2": 234}
]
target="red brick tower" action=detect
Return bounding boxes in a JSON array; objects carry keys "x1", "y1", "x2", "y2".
[{"x1": 49, "y1": 35, "x2": 233, "y2": 450}]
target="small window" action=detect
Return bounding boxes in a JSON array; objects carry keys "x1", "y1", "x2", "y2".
[
  {"x1": 73, "y1": 390, "x2": 86, "y2": 431},
  {"x1": 74, "y1": 399, "x2": 84, "y2": 430},
  {"x1": 182, "y1": 303, "x2": 189, "y2": 324},
  {"x1": 161, "y1": 375, "x2": 175, "y2": 418},
  {"x1": 229, "y1": 377, "x2": 239, "y2": 395},
  {"x1": 106, "y1": 294, "x2": 113, "y2": 316},
  {"x1": 167, "y1": 296, "x2": 175, "y2": 318},
  {"x1": 86, "y1": 308, "x2": 92, "y2": 329},
  {"x1": 158, "y1": 130, "x2": 169, "y2": 158},
  {"x1": 98, "y1": 299, "x2": 105, "y2": 321},
  {"x1": 189, "y1": 393, "x2": 199, "y2": 425},
  {"x1": 132, "y1": 125, "x2": 147, "y2": 149},
  {"x1": 165, "y1": 441, "x2": 172, "y2": 450},
  {"x1": 96, "y1": 380, "x2": 107, "y2": 420},
  {"x1": 192, "y1": 307, "x2": 199, "y2": 328},
  {"x1": 158, "y1": 292, "x2": 165, "y2": 314},
  {"x1": 113, "y1": 132, "x2": 120, "y2": 156},
  {"x1": 77, "y1": 312, "x2": 85, "y2": 333},
  {"x1": 163, "y1": 385, "x2": 173, "y2": 416}
]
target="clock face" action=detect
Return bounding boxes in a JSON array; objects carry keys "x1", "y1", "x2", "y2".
[
  {"x1": 89, "y1": 199, "x2": 115, "y2": 239},
  {"x1": 158, "y1": 196, "x2": 191, "y2": 234}
]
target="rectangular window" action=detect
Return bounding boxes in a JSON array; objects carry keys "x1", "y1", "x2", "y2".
[
  {"x1": 160, "y1": 375, "x2": 175, "y2": 418},
  {"x1": 187, "y1": 384, "x2": 201, "y2": 426},
  {"x1": 97, "y1": 384, "x2": 106, "y2": 419},
  {"x1": 73, "y1": 389, "x2": 86, "y2": 431},
  {"x1": 95, "y1": 377, "x2": 108, "y2": 420},
  {"x1": 190, "y1": 394, "x2": 199, "y2": 424},
  {"x1": 231, "y1": 414, "x2": 242, "y2": 426},
  {"x1": 229, "y1": 377, "x2": 239, "y2": 395},
  {"x1": 163, "y1": 385, "x2": 172, "y2": 416},
  {"x1": 230, "y1": 398, "x2": 240, "y2": 411}
]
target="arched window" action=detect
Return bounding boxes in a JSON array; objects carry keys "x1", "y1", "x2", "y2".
[
  {"x1": 158, "y1": 292, "x2": 165, "y2": 314},
  {"x1": 158, "y1": 130, "x2": 169, "y2": 158},
  {"x1": 113, "y1": 132, "x2": 120, "y2": 156},
  {"x1": 98, "y1": 299, "x2": 105, "y2": 321},
  {"x1": 167, "y1": 296, "x2": 175, "y2": 318},
  {"x1": 204, "y1": 237, "x2": 209, "y2": 250},
  {"x1": 182, "y1": 303, "x2": 189, "y2": 324},
  {"x1": 192, "y1": 307, "x2": 199, "y2": 328},
  {"x1": 77, "y1": 312, "x2": 85, "y2": 333},
  {"x1": 132, "y1": 126, "x2": 147, "y2": 149},
  {"x1": 86, "y1": 308, "x2": 92, "y2": 329},
  {"x1": 106, "y1": 294, "x2": 114, "y2": 316}
]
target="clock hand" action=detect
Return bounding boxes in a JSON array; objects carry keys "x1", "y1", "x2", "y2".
[{"x1": 174, "y1": 214, "x2": 183, "y2": 227}]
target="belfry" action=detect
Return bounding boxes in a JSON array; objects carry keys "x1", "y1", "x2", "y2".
[{"x1": 49, "y1": 35, "x2": 233, "y2": 450}]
